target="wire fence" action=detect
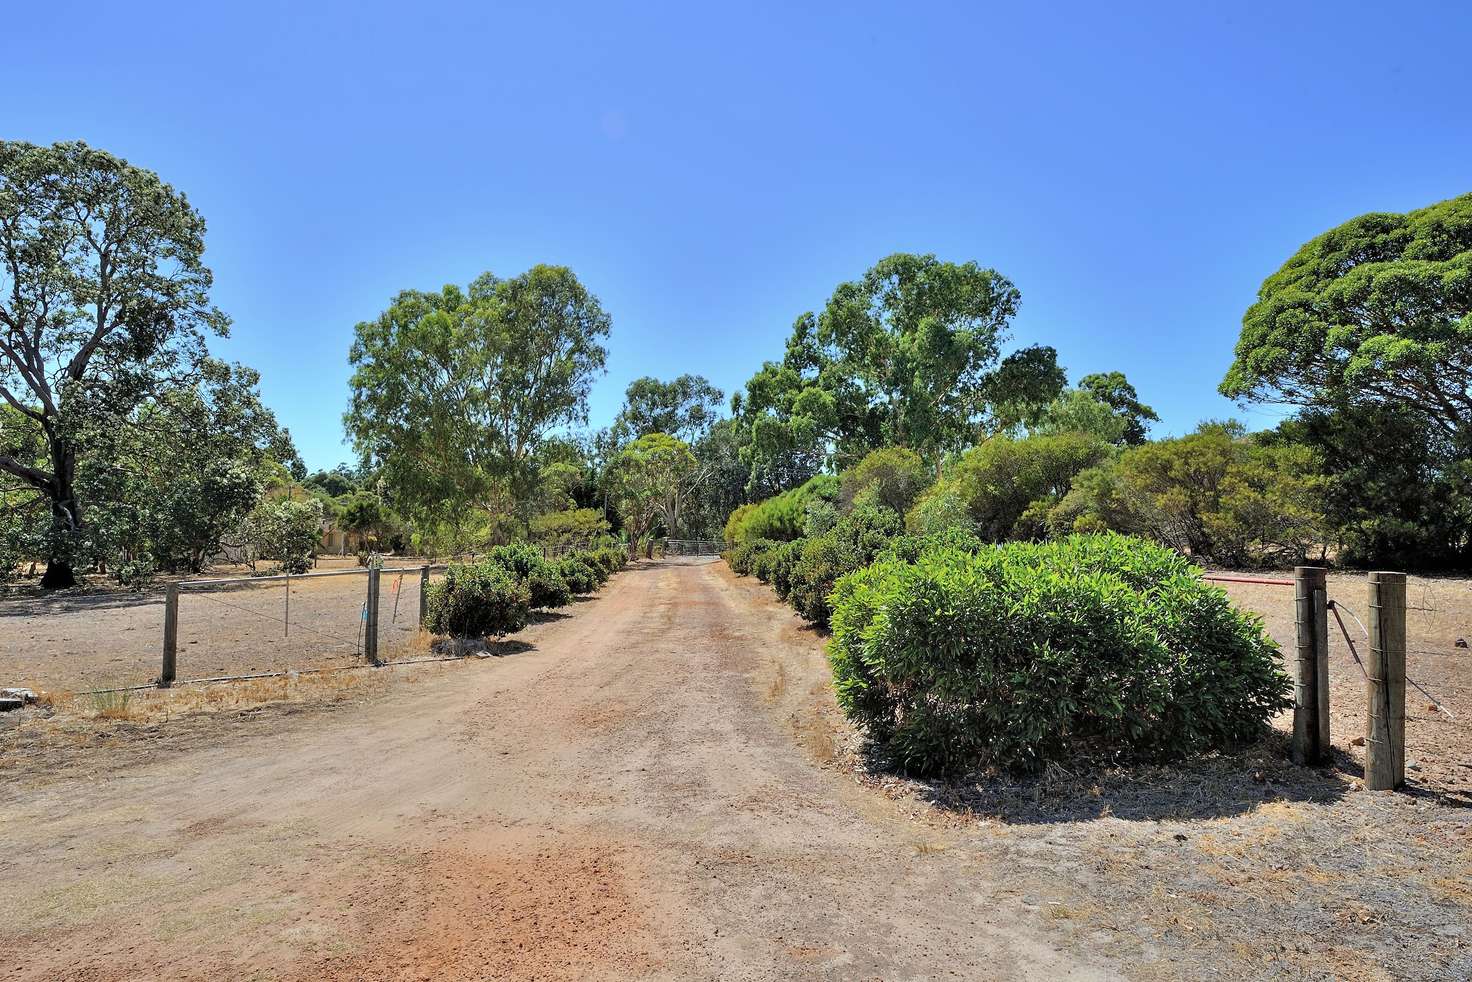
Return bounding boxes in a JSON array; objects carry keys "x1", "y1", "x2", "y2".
[
  {"x1": 163, "y1": 565, "x2": 447, "y2": 687},
  {"x1": 1204, "y1": 567, "x2": 1470, "y2": 798},
  {"x1": 0, "y1": 564, "x2": 453, "y2": 694}
]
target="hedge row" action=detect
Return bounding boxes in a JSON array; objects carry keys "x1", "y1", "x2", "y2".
[
  {"x1": 724, "y1": 474, "x2": 839, "y2": 547},
  {"x1": 728, "y1": 510, "x2": 1291, "y2": 774},
  {"x1": 726, "y1": 502, "x2": 904, "y2": 628},
  {"x1": 425, "y1": 542, "x2": 626, "y2": 639}
]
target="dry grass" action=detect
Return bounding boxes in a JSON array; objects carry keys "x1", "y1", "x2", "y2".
[{"x1": 1, "y1": 668, "x2": 399, "y2": 784}]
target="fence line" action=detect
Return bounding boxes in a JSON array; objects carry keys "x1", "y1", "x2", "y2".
[{"x1": 159, "y1": 563, "x2": 445, "y2": 688}]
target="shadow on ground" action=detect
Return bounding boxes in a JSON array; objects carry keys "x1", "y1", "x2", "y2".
[
  {"x1": 428, "y1": 638, "x2": 536, "y2": 658},
  {"x1": 854, "y1": 731, "x2": 1356, "y2": 825}
]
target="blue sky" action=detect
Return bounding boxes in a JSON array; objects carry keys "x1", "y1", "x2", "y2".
[{"x1": 7, "y1": 2, "x2": 1471, "y2": 469}]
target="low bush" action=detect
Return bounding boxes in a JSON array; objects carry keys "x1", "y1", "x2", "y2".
[
  {"x1": 557, "y1": 555, "x2": 600, "y2": 595},
  {"x1": 768, "y1": 539, "x2": 805, "y2": 600},
  {"x1": 424, "y1": 562, "x2": 531, "y2": 639},
  {"x1": 725, "y1": 475, "x2": 839, "y2": 546},
  {"x1": 111, "y1": 555, "x2": 156, "y2": 590},
  {"x1": 786, "y1": 504, "x2": 903, "y2": 628},
  {"x1": 828, "y1": 533, "x2": 1291, "y2": 775},
  {"x1": 482, "y1": 542, "x2": 571, "y2": 609},
  {"x1": 841, "y1": 447, "x2": 933, "y2": 514},
  {"x1": 751, "y1": 544, "x2": 782, "y2": 583},
  {"x1": 586, "y1": 544, "x2": 627, "y2": 577},
  {"x1": 725, "y1": 537, "x2": 776, "y2": 576}
]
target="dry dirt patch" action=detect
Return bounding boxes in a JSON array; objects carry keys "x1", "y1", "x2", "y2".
[{"x1": 305, "y1": 835, "x2": 666, "y2": 982}]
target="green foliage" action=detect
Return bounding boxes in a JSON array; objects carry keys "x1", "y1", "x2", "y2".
[
  {"x1": 786, "y1": 504, "x2": 904, "y2": 627},
  {"x1": 605, "y1": 432, "x2": 699, "y2": 551},
  {"x1": 724, "y1": 474, "x2": 838, "y2": 546},
  {"x1": 302, "y1": 464, "x2": 366, "y2": 498},
  {"x1": 556, "y1": 555, "x2": 601, "y2": 595},
  {"x1": 111, "y1": 555, "x2": 156, "y2": 591},
  {"x1": 531, "y1": 507, "x2": 611, "y2": 548},
  {"x1": 840, "y1": 447, "x2": 934, "y2": 514},
  {"x1": 424, "y1": 562, "x2": 531, "y2": 639},
  {"x1": 767, "y1": 539, "x2": 806, "y2": 600},
  {"x1": 77, "y1": 360, "x2": 291, "y2": 575},
  {"x1": 0, "y1": 141, "x2": 234, "y2": 587},
  {"x1": 735, "y1": 253, "x2": 1064, "y2": 479},
  {"x1": 723, "y1": 504, "x2": 757, "y2": 549},
  {"x1": 612, "y1": 375, "x2": 724, "y2": 444},
  {"x1": 828, "y1": 534, "x2": 1291, "y2": 775},
  {"x1": 725, "y1": 537, "x2": 777, "y2": 577},
  {"x1": 345, "y1": 265, "x2": 611, "y2": 534},
  {"x1": 1030, "y1": 389, "x2": 1138, "y2": 446},
  {"x1": 245, "y1": 498, "x2": 323, "y2": 574},
  {"x1": 1053, "y1": 423, "x2": 1327, "y2": 566},
  {"x1": 481, "y1": 543, "x2": 570, "y2": 609},
  {"x1": 584, "y1": 544, "x2": 627, "y2": 578},
  {"x1": 1078, "y1": 372, "x2": 1158, "y2": 446},
  {"x1": 1271, "y1": 403, "x2": 1472, "y2": 569},
  {"x1": 1221, "y1": 192, "x2": 1472, "y2": 448},
  {"x1": 908, "y1": 433, "x2": 1112, "y2": 541},
  {"x1": 878, "y1": 525, "x2": 988, "y2": 564}
]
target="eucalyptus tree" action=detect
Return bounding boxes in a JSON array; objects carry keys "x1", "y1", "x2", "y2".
[
  {"x1": 604, "y1": 433, "x2": 700, "y2": 554},
  {"x1": 612, "y1": 374, "x2": 724, "y2": 444},
  {"x1": 345, "y1": 266, "x2": 610, "y2": 538},
  {"x1": 735, "y1": 253, "x2": 1064, "y2": 480},
  {"x1": 0, "y1": 141, "x2": 230, "y2": 586}
]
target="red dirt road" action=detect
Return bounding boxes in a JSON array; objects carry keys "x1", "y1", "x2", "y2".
[{"x1": 0, "y1": 559, "x2": 1117, "y2": 981}]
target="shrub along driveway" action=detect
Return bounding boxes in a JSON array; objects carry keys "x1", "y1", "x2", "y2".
[{"x1": 1, "y1": 559, "x2": 1466, "y2": 980}]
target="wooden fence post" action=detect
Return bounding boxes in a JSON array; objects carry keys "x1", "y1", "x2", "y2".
[
  {"x1": 365, "y1": 566, "x2": 381, "y2": 666},
  {"x1": 1292, "y1": 566, "x2": 1330, "y2": 764},
  {"x1": 419, "y1": 564, "x2": 430, "y2": 627},
  {"x1": 1366, "y1": 571, "x2": 1406, "y2": 790},
  {"x1": 160, "y1": 582, "x2": 179, "y2": 688}
]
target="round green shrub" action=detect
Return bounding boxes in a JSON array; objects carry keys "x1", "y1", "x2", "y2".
[
  {"x1": 769, "y1": 539, "x2": 806, "y2": 600},
  {"x1": 725, "y1": 538, "x2": 776, "y2": 576},
  {"x1": 557, "y1": 556, "x2": 600, "y2": 595},
  {"x1": 525, "y1": 565, "x2": 571, "y2": 609},
  {"x1": 482, "y1": 542, "x2": 570, "y2": 609},
  {"x1": 828, "y1": 533, "x2": 1291, "y2": 775},
  {"x1": 424, "y1": 562, "x2": 531, "y2": 639}
]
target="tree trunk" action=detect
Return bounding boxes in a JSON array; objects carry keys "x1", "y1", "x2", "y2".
[
  {"x1": 40, "y1": 557, "x2": 76, "y2": 589},
  {"x1": 41, "y1": 441, "x2": 81, "y2": 590}
]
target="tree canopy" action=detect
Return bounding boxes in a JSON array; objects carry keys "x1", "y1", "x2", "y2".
[
  {"x1": 1221, "y1": 192, "x2": 1472, "y2": 446},
  {"x1": 612, "y1": 374, "x2": 723, "y2": 444},
  {"x1": 0, "y1": 141, "x2": 235, "y2": 586},
  {"x1": 735, "y1": 253, "x2": 1063, "y2": 481},
  {"x1": 344, "y1": 266, "x2": 610, "y2": 538}
]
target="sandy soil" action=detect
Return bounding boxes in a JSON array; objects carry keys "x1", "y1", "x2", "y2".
[
  {"x1": 2, "y1": 559, "x2": 1468, "y2": 980},
  {"x1": 0, "y1": 559, "x2": 1117, "y2": 981},
  {"x1": 0, "y1": 566, "x2": 444, "y2": 691}
]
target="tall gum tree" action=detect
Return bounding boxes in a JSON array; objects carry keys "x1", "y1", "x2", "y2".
[
  {"x1": 345, "y1": 266, "x2": 610, "y2": 540},
  {"x1": 736, "y1": 253, "x2": 1064, "y2": 483},
  {"x1": 0, "y1": 141, "x2": 226, "y2": 587}
]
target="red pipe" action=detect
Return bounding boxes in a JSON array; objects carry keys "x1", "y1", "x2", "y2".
[{"x1": 1201, "y1": 574, "x2": 1296, "y2": 587}]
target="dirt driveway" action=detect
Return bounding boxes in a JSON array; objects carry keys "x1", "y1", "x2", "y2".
[
  {"x1": 0, "y1": 559, "x2": 1115, "y2": 981},
  {"x1": 2, "y1": 559, "x2": 1467, "y2": 981}
]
